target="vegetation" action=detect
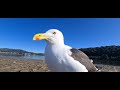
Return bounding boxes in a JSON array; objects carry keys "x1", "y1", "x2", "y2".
[{"x1": 79, "y1": 45, "x2": 120, "y2": 65}]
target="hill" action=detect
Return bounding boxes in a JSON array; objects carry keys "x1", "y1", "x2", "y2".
[
  {"x1": 0, "y1": 48, "x2": 44, "y2": 56},
  {"x1": 79, "y1": 45, "x2": 120, "y2": 65}
]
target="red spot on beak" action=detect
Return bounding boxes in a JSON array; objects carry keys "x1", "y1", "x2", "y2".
[{"x1": 36, "y1": 37, "x2": 40, "y2": 40}]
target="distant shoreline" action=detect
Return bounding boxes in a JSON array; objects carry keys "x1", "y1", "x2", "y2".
[
  {"x1": 0, "y1": 55, "x2": 44, "y2": 60},
  {"x1": 0, "y1": 48, "x2": 44, "y2": 56}
]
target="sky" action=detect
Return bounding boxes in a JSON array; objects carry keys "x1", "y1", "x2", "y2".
[{"x1": 0, "y1": 18, "x2": 120, "y2": 53}]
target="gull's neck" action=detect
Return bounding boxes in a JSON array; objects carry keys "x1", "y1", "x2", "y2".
[{"x1": 46, "y1": 39, "x2": 65, "y2": 46}]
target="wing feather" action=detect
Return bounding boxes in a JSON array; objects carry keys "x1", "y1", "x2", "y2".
[{"x1": 70, "y1": 48, "x2": 97, "y2": 72}]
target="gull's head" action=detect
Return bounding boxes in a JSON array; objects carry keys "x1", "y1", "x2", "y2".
[{"x1": 33, "y1": 29, "x2": 64, "y2": 44}]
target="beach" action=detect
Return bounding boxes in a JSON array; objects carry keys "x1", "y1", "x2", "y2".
[
  {"x1": 0, "y1": 57, "x2": 120, "y2": 72},
  {"x1": 0, "y1": 57, "x2": 48, "y2": 72}
]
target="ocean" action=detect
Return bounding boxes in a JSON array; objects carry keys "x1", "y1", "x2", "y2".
[
  {"x1": 0, "y1": 55, "x2": 45, "y2": 60},
  {"x1": 18, "y1": 56, "x2": 45, "y2": 60}
]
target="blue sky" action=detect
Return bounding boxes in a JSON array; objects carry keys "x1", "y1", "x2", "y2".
[{"x1": 0, "y1": 18, "x2": 120, "y2": 53}]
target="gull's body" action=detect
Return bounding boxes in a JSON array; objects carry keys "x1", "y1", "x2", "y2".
[{"x1": 33, "y1": 29, "x2": 98, "y2": 72}]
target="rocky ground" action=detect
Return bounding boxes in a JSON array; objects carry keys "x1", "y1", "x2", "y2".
[
  {"x1": 0, "y1": 57, "x2": 120, "y2": 72},
  {"x1": 95, "y1": 64, "x2": 120, "y2": 72},
  {"x1": 0, "y1": 57, "x2": 48, "y2": 72}
]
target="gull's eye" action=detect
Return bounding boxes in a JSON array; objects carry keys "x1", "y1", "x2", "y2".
[{"x1": 53, "y1": 32, "x2": 56, "y2": 34}]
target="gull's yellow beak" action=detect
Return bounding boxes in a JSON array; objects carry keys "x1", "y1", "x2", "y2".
[{"x1": 33, "y1": 33, "x2": 48, "y2": 40}]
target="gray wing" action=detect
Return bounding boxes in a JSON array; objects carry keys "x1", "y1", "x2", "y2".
[{"x1": 70, "y1": 48, "x2": 97, "y2": 72}]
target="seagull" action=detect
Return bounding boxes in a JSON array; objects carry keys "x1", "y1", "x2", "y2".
[{"x1": 33, "y1": 29, "x2": 98, "y2": 72}]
